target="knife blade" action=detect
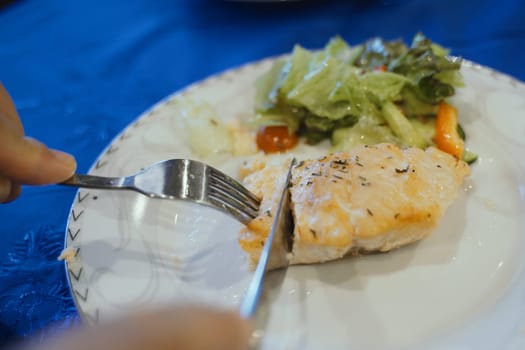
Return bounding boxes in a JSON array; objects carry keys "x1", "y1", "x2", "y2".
[{"x1": 239, "y1": 158, "x2": 296, "y2": 319}]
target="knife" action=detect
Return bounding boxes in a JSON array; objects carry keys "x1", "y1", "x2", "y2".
[{"x1": 239, "y1": 158, "x2": 296, "y2": 319}]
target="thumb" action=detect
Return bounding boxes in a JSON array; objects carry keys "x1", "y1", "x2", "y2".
[
  {"x1": 32, "y1": 306, "x2": 252, "y2": 350},
  {"x1": 0, "y1": 131, "x2": 76, "y2": 185},
  {"x1": 120, "y1": 306, "x2": 252, "y2": 350}
]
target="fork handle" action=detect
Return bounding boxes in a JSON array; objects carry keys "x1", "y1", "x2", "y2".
[{"x1": 61, "y1": 174, "x2": 131, "y2": 190}]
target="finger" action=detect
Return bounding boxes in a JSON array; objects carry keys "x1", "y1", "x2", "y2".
[
  {"x1": 0, "y1": 130, "x2": 76, "y2": 185},
  {"x1": 0, "y1": 82, "x2": 24, "y2": 135},
  {"x1": 41, "y1": 305, "x2": 251, "y2": 350}
]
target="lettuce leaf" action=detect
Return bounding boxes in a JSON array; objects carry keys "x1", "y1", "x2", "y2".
[
  {"x1": 254, "y1": 58, "x2": 286, "y2": 112},
  {"x1": 389, "y1": 33, "x2": 463, "y2": 103},
  {"x1": 358, "y1": 72, "x2": 409, "y2": 101},
  {"x1": 286, "y1": 57, "x2": 373, "y2": 120},
  {"x1": 331, "y1": 114, "x2": 401, "y2": 151},
  {"x1": 354, "y1": 37, "x2": 407, "y2": 70}
]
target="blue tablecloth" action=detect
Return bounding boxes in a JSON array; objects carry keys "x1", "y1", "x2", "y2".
[{"x1": 0, "y1": 0, "x2": 524, "y2": 347}]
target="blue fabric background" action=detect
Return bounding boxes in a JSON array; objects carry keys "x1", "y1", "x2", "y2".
[{"x1": 0, "y1": 0, "x2": 524, "y2": 347}]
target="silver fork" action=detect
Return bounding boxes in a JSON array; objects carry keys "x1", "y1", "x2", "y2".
[{"x1": 60, "y1": 159, "x2": 260, "y2": 224}]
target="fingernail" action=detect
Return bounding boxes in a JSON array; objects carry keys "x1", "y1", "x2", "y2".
[
  {"x1": 0, "y1": 177, "x2": 12, "y2": 203},
  {"x1": 50, "y1": 149, "x2": 77, "y2": 173}
]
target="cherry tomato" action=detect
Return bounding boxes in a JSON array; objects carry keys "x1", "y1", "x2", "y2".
[{"x1": 256, "y1": 126, "x2": 299, "y2": 153}]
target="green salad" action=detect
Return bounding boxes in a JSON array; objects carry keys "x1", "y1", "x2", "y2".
[{"x1": 253, "y1": 33, "x2": 476, "y2": 163}]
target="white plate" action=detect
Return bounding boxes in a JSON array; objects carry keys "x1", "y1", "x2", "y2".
[{"x1": 64, "y1": 57, "x2": 525, "y2": 350}]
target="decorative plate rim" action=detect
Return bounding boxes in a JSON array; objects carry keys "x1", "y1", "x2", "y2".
[{"x1": 63, "y1": 56, "x2": 525, "y2": 326}]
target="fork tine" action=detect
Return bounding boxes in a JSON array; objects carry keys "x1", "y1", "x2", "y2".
[
  {"x1": 208, "y1": 184, "x2": 259, "y2": 217},
  {"x1": 209, "y1": 167, "x2": 261, "y2": 206},
  {"x1": 209, "y1": 177, "x2": 260, "y2": 213},
  {"x1": 207, "y1": 190, "x2": 259, "y2": 224},
  {"x1": 208, "y1": 167, "x2": 261, "y2": 209}
]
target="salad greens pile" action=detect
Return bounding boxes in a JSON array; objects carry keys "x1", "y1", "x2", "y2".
[{"x1": 254, "y1": 33, "x2": 475, "y2": 162}]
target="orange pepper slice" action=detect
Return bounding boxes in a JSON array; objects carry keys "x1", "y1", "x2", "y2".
[{"x1": 435, "y1": 102, "x2": 464, "y2": 159}]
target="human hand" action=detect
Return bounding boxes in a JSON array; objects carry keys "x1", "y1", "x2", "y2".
[
  {"x1": 27, "y1": 305, "x2": 251, "y2": 350},
  {"x1": 0, "y1": 83, "x2": 76, "y2": 202}
]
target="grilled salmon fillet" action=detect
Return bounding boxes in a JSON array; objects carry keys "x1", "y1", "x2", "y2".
[{"x1": 239, "y1": 143, "x2": 470, "y2": 270}]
